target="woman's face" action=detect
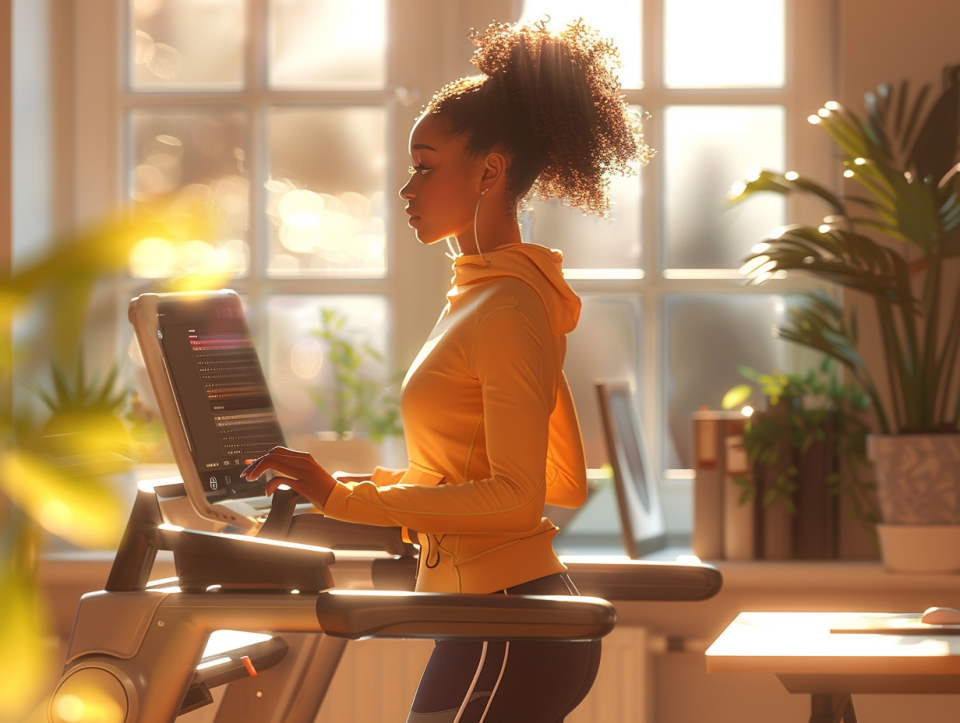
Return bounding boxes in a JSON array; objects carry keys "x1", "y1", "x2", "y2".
[{"x1": 399, "y1": 113, "x2": 483, "y2": 245}]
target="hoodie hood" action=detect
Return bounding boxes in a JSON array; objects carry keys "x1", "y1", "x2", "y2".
[{"x1": 450, "y1": 243, "x2": 581, "y2": 335}]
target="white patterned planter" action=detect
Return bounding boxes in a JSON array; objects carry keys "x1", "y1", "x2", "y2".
[{"x1": 868, "y1": 434, "x2": 960, "y2": 524}]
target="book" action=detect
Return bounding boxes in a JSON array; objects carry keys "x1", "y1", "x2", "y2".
[
  {"x1": 794, "y1": 417, "x2": 837, "y2": 559},
  {"x1": 723, "y1": 417, "x2": 758, "y2": 560},
  {"x1": 751, "y1": 405, "x2": 795, "y2": 560},
  {"x1": 692, "y1": 411, "x2": 726, "y2": 559}
]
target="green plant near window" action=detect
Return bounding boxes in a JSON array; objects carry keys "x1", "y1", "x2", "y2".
[
  {"x1": 730, "y1": 65, "x2": 960, "y2": 434},
  {"x1": 311, "y1": 308, "x2": 402, "y2": 443},
  {"x1": 722, "y1": 359, "x2": 877, "y2": 530},
  {"x1": 24, "y1": 354, "x2": 132, "y2": 459}
]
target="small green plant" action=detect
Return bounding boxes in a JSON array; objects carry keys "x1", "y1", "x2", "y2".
[
  {"x1": 723, "y1": 359, "x2": 878, "y2": 531},
  {"x1": 311, "y1": 308, "x2": 402, "y2": 443},
  {"x1": 25, "y1": 354, "x2": 133, "y2": 458}
]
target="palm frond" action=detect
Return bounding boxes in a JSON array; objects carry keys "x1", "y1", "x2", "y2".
[{"x1": 733, "y1": 65, "x2": 960, "y2": 432}]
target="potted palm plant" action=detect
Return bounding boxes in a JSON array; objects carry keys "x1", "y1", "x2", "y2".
[{"x1": 730, "y1": 64, "x2": 960, "y2": 571}]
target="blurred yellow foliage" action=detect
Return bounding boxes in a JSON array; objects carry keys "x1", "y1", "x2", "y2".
[
  {"x1": 0, "y1": 531, "x2": 50, "y2": 723},
  {"x1": 0, "y1": 451, "x2": 125, "y2": 549},
  {"x1": 0, "y1": 193, "x2": 221, "y2": 719}
]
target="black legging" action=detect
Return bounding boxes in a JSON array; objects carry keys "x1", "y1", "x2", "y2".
[{"x1": 405, "y1": 573, "x2": 602, "y2": 723}]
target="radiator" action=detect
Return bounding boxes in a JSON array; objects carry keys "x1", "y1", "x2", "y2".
[{"x1": 317, "y1": 627, "x2": 653, "y2": 723}]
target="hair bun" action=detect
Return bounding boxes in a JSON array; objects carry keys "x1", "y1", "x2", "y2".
[{"x1": 429, "y1": 18, "x2": 654, "y2": 217}]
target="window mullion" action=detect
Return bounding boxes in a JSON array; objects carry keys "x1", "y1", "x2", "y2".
[
  {"x1": 642, "y1": 0, "x2": 664, "y2": 482},
  {"x1": 245, "y1": 0, "x2": 268, "y2": 345}
]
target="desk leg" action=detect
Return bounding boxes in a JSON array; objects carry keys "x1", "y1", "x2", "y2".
[{"x1": 810, "y1": 693, "x2": 857, "y2": 723}]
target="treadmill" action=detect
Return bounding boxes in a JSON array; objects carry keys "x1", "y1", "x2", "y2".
[{"x1": 49, "y1": 291, "x2": 722, "y2": 723}]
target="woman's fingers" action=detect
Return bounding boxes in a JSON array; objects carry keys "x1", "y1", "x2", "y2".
[
  {"x1": 241, "y1": 446, "x2": 338, "y2": 509},
  {"x1": 241, "y1": 446, "x2": 308, "y2": 480}
]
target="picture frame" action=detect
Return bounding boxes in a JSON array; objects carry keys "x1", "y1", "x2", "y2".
[{"x1": 595, "y1": 380, "x2": 666, "y2": 558}]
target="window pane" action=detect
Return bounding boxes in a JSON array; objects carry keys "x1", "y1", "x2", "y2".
[
  {"x1": 663, "y1": 105, "x2": 785, "y2": 270},
  {"x1": 129, "y1": 108, "x2": 249, "y2": 278},
  {"x1": 267, "y1": 107, "x2": 386, "y2": 278},
  {"x1": 520, "y1": 0, "x2": 642, "y2": 89},
  {"x1": 664, "y1": 0, "x2": 785, "y2": 88},
  {"x1": 269, "y1": 0, "x2": 387, "y2": 89},
  {"x1": 557, "y1": 296, "x2": 642, "y2": 553},
  {"x1": 522, "y1": 164, "x2": 642, "y2": 272},
  {"x1": 564, "y1": 296, "x2": 642, "y2": 468},
  {"x1": 663, "y1": 294, "x2": 788, "y2": 470},
  {"x1": 266, "y1": 295, "x2": 389, "y2": 436},
  {"x1": 130, "y1": 0, "x2": 245, "y2": 90}
]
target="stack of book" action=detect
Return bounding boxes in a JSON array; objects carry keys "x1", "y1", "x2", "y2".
[{"x1": 692, "y1": 409, "x2": 837, "y2": 561}]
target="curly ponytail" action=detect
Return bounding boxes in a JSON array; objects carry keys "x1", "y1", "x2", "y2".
[{"x1": 426, "y1": 18, "x2": 654, "y2": 218}]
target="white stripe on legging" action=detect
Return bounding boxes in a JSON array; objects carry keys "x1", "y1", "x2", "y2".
[
  {"x1": 478, "y1": 641, "x2": 509, "y2": 723},
  {"x1": 452, "y1": 641, "x2": 488, "y2": 723},
  {"x1": 477, "y1": 588, "x2": 512, "y2": 723}
]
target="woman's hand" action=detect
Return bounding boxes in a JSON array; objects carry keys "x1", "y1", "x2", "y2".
[{"x1": 240, "y1": 446, "x2": 338, "y2": 509}]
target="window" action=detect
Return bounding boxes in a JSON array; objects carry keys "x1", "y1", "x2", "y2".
[
  {"x1": 74, "y1": 0, "x2": 426, "y2": 471},
  {"x1": 73, "y1": 0, "x2": 836, "y2": 542},
  {"x1": 518, "y1": 0, "x2": 836, "y2": 535}
]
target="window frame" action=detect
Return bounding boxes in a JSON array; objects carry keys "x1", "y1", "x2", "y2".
[
  {"x1": 514, "y1": 0, "x2": 838, "y2": 524},
  {"x1": 72, "y1": 0, "x2": 838, "y2": 537}
]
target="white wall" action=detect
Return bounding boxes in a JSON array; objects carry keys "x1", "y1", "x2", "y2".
[
  {"x1": 832, "y1": 0, "x2": 960, "y2": 558},
  {"x1": 12, "y1": 0, "x2": 73, "y2": 269}
]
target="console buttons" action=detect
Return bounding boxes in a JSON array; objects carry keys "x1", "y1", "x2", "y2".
[{"x1": 208, "y1": 476, "x2": 219, "y2": 490}]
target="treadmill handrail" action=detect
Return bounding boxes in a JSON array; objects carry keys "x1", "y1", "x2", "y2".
[
  {"x1": 315, "y1": 590, "x2": 617, "y2": 641},
  {"x1": 66, "y1": 589, "x2": 616, "y2": 664},
  {"x1": 562, "y1": 559, "x2": 723, "y2": 601}
]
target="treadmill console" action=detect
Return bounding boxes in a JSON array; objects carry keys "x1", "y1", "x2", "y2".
[
  {"x1": 130, "y1": 290, "x2": 288, "y2": 527},
  {"x1": 155, "y1": 294, "x2": 285, "y2": 503}
]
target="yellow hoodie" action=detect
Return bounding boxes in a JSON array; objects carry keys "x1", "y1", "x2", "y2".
[{"x1": 322, "y1": 243, "x2": 587, "y2": 593}]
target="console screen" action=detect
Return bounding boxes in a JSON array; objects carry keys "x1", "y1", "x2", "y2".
[{"x1": 157, "y1": 297, "x2": 285, "y2": 501}]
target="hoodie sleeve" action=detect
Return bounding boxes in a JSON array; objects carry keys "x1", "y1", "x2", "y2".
[
  {"x1": 370, "y1": 466, "x2": 406, "y2": 486},
  {"x1": 545, "y1": 371, "x2": 588, "y2": 508},
  {"x1": 322, "y1": 303, "x2": 551, "y2": 534}
]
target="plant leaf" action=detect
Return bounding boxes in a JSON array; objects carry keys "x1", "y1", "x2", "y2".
[
  {"x1": 0, "y1": 554, "x2": 50, "y2": 721},
  {"x1": 0, "y1": 450, "x2": 125, "y2": 548},
  {"x1": 722, "y1": 384, "x2": 753, "y2": 410}
]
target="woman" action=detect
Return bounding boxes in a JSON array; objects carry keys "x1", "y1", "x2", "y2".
[{"x1": 242, "y1": 18, "x2": 651, "y2": 723}]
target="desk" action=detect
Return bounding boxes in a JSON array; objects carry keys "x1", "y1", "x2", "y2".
[{"x1": 706, "y1": 612, "x2": 960, "y2": 722}]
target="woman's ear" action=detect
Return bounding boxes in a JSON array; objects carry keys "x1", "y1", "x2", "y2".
[{"x1": 480, "y1": 151, "x2": 509, "y2": 193}]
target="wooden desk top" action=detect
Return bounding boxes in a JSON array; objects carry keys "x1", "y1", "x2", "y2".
[{"x1": 706, "y1": 612, "x2": 960, "y2": 694}]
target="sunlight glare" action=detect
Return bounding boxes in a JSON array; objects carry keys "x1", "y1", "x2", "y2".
[
  {"x1": 665, "y1": 0, "x2": 784, "y2": 88},
  {"x1": 521, "y1": 0, "x2": 642, "y2": 88}
]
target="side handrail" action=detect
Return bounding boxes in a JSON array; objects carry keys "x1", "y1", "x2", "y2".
[
  {"x1": 562, "y1": 558, "x2": 723, "y2": 601},
  {"x1": 314, "y1": 590, "x2": 617, "y2": 641}
]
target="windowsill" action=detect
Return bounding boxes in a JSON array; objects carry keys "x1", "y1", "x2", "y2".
[
  {"x1": 614, "y1": 559, "x2": 960, "y2": 641},
  {"x1": 709, "y1": 559, "x2": 960, "y2": 590}
]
